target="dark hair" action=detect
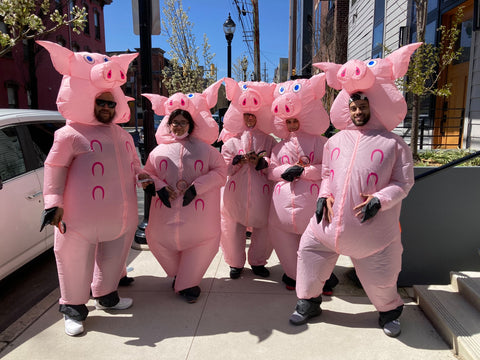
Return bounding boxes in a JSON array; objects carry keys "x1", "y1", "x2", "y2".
[
  {"x1": 168, "y1": 109, "x2": 195, "y2": 135},
  {"x1": 349, "y1": 92, "x2": 369, "y2": 103}
]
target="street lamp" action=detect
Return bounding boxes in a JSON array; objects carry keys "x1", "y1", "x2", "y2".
[{"x1": 223, "y1": 13, "x2": 236, "y2": 78}]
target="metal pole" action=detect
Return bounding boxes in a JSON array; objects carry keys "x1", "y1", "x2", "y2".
[
  {"x1": 227, "y1": 38, "x2": 232, "y2": 78},
  {"x1": 252, "y1": 0, "x2": 260, "y2": 81},
  {"x1": 134, "y1": 0, "x2": 154, "y2": 246}
]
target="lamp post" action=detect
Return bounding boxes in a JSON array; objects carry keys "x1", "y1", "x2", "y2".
[{"x1": 223, "y1": 13, "x2": 236, "y2": 78}]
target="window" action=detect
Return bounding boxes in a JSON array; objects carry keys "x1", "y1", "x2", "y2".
[
  {"x1": 26, "y1": 122, "x2": 64, "y2": 170},
  {"x1": 313, "y1": 3, "x2": 322, "y2": 55},
  {"x1": 0, "y1": 127, "x2": 26, "y2": 181},
  {"x1": 69, "y1": 0, "x2": 76, "y2": 20},
  {"x1": 83, "y1": 3, "x2": 90, "y2": 35},
  {"x1": 371, "y1": 0, "x2": 385, "y2": 59},
  {"x1": 94, "y1": 9, "x2": 101, "y2": 40},
  {"x1": 6, "y1": 85, "x2": 18, "y2": 108}
]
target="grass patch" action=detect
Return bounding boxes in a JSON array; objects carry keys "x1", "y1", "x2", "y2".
[{"x1": 415, "y1": 149, "x2": 480, "y2": 166}]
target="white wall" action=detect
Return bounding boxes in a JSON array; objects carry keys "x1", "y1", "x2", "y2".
[{"x1": 464, "y1": 31, "x2": 480, "y2": 150}]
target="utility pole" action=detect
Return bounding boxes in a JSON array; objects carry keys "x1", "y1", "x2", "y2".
[
  {"x1": 252, "y1": 0, "x2": 260, "y2": 81},
  {"x1": 263, "y1": 62, "x2": 268, "y2": 83}
]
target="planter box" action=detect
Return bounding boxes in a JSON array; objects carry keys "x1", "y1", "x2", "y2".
[{"x1": 398, "y1": 167, "x2": 480, "y2": 286}]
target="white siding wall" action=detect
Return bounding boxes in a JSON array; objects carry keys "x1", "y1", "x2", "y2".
[
  {"x1": 384, "y1": 0, "x2": 408, "y2": 52},
  {"x1": 465, "y1": 31, "x2": 480, "y2": 150},
  {"x1": 348, "y1": 0, "x2": 374, "y2": 60}
]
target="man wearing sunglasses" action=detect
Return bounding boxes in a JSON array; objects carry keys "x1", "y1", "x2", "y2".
[{"x1": 94, "y1": 92, "x2": 117, "y2": 124}]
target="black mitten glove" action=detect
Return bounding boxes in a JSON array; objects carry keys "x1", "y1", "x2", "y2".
[
  {"x1": 40, "y1": 207, "x2": 57, "y2": 232},
  {"x1": 281, "y1": 165, "x2": 304, "y2": 182},
  {"x1": 144, "y1": 183, "x2": 156, "y2": 197},
  {"x1": 232, "y1": 155, "x2": 244, "y2": 165},
  {"x1": 315, "y1": 197, "x2": 327, "y2": 224},
  {"x1": 157, "y1": 187, "x2": 171, "y2": 208},
  {"x1": 361, "y1": 197, "x2": 381, "y2": 223},
  {"x1": 255, "y1": 157, "x2": 268, "y2": 171},
  {"x1": 182, "y1": 185, "x2": 197, "y2": 206}
]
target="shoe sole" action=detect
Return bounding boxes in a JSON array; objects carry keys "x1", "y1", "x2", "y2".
[{"x1": 289, "y1": 309, "x2": 322, "y2": 326}]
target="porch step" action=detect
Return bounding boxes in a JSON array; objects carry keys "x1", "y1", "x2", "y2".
[{"x1": 414, "y1": 271, "x2": 480, "y2": 360}]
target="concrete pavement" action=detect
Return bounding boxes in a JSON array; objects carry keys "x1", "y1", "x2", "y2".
[{"x1": 0, "y1": 245, "x2": 457, "y2": 360}]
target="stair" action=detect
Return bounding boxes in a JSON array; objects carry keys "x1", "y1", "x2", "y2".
[{"x1": 414, "y1": 271, "x2": 480, "y2": 360}]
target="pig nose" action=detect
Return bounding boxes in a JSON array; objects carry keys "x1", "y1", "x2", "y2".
[
  {"x1": 338, "y1": 59, "x2": 375, "y2": 93},
  {"x1": 239, "y1": 91, "x2": 261, "y2": 112},
  {"x1": 272, "y1": 97, "x2": 301, "y2": 119},
  {"x1": 167, "y1": 95, "x2": 189, "y2": 110},
  {"x1": 91, "y1": 61, "x2": 126, "y2": 88}
]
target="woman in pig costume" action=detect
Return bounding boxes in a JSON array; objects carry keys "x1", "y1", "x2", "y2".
[
  {"x1": 142, "y1": 79, "x2": 227, "y2": 303},
  {"x1": 219, "y1": 79, "x2": 278, "y2": 279},
  {"x1": 289, "y1": 43, "x2": 421, "y2": 338},
  {"x1": 37, "y1": 41, "x2": 146, "y2": 336},
  {"x1": 268, "y1": 74, "x2": 338, "y2": 293}
]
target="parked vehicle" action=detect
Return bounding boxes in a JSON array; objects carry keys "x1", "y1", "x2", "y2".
[{"x1": 0, "y1": 109, "x2": 65, "y2": 280}]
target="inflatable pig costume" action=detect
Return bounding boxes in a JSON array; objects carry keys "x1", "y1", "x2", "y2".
[
  {"x1": 142, "y1": 79, "x2": 227, "y2": 302},
  {"x1": 38, "y1": 41, "x2": 142, "y2": 329},
  {"x1": 220, "y1": 79, "x2": 277, "y2": 278},
  {"x1": 290, "y1": 43, "x2": 421, "y2": 334},
  {"x1": 267, "y1": 74, "x2": 329, "y2": 288}
]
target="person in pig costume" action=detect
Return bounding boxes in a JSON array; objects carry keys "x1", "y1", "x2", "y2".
[
  {"x1": 37, "y1": 41, "x2": 148, "y2": 336},
  {"x1": 219, "y1": 79, "x2": 278, "y2": 279},
  {"x1": 268, "y1": 74, "x2": 338, "y2": 293},
  {"x1": 289, "y1": 43, "x2": 421, "y2": 338},
  {"x1": 141, "y1": 79, "x2": 227, "y2": 303}
]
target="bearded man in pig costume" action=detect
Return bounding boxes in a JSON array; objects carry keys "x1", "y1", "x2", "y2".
[
  {"x1": 38, "y1": 41, "x2": 148, "y2": 336},
  {"x1": 289, "y1": 43, "x2": 421, "y2": 338}
]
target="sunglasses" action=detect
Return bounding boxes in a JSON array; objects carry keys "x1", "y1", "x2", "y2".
[
  {"x1": 171, "y1": 121, "x2": 189, "y2": 127},
  {"x1": 95, "y1": 99, "x2": 117, "y2": 108}
]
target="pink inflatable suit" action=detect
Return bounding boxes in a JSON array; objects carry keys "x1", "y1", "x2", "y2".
[
  {"x1": 38, "y1": 41, "x2": 142, "y2": 315},
  {"x1": 142, "y1": 80, "x2": 227, "y2": 296},
  {"x1": 268, "y1": 74, "x2": 330, "y2": 285},
  {"x1": 294, "y1": 44, "x2": 420, "y2": 321},
  {"x1": 220, "y1": 79, "x2": 277, "y2": 274}
]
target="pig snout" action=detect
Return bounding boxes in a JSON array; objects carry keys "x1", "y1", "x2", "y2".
[
  {"x1": 238, "y1": 90, "x2": 262, "y2": 112},
  {"x1": 337, "y1": 59, "x2": 375, "y2": 93},
  {"x1": 90, "y1": 61, "x2": 127, "y2": 88},
  {"x1": 165, "y1": 93, "x2": 191, "y2": 112},
  {"x1": 272, "y1": 96, "x2": 302, "y2": 119}
]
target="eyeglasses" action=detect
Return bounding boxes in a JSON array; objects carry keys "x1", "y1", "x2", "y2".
[
  {"x1": 95, "y1": 99, "x2": 117, "y2": 108},
  {"x1": 170, "y1": 121, "x2": 189, "y2": 127}
]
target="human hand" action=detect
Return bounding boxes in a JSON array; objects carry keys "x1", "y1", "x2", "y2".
[
  {"x1": 137, "y1": 173, "x2": 153, "y2": 189},
  {"x1": 354, "y1": 194, "x2": 381, "y2": 223}
]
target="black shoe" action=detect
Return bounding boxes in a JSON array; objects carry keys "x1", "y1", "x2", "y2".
[
  {"x1": 322, "y1": 272, "x2": 339, "y2": 295},
  {"x1": 289, "y1": 297, "x2": 322, "y2": 325},
  {"x1": 179, "y1": 286, "x2": 201, "y2": 303},
  {"x1": 282, "y1": 273, "x2": 296, "y2": 290},
  {"x1": 251, "y1": 265, "x2": 270, "y2": 278},
  {"x1": 230, "y1": 267, "x2": 243, "y2": 279},
  {"x1": 118, "y1": 276, "x2": 134, "y2": 286}
]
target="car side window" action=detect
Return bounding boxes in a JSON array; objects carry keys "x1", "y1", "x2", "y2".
[
  {"x1": 0, "y1": 126, "x2": 26, "y2": 181},
  {"x1": 26, "y1": 122, "x2": 64, "y2": 170}
]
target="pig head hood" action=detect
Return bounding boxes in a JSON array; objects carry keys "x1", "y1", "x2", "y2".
[
  {"x1": 37, "y1": 40, "x2": 137, "y2": 125},
  {"x1": 220, "y1": 78, "x2": 276, "y2": 139},
  {"x1": 271, "y1": 73, "x2": 330, "y2": 139},
  {"x1": 314, "y1": 42, "x2": 422, "y2": 131},
  {"x1": 142, "y1": 78, "x2": 223, "y2": 145}
]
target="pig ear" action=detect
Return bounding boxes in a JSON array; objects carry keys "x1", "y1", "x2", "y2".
[
  {"x1": 224, "y1": 77, "x2": 240, "y2": 101},
  {"x1": 111, "y1": 52, "x2": 138, "y2": 71},
  {"x1": 203, "y1": 78, "x2": 224, "y2": 109},
  {"x1": 386, "y1": 42, "x2": 423, "y2": 79},
  {"x1": 142, "y1": 93, "x2": 168, "y2": 115},
  {"x1": 36, "y1": 40, "x2": 74, "y2": 75},
  {"x1": 313, "y1": 62, "x2": 343, "y2": 90},
  {"x1": 310, "y1": 73, "x2": 326, "y2": 97}
]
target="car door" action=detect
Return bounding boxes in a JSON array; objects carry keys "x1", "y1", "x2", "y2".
[{"x1": 0, "y1": 124, "x2": 46, "y2": 280}]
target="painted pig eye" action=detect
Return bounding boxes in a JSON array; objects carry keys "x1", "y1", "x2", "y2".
[
  {"x1": 278, "y1": 86, "x2": 285, "y2": 95},
  {"x1": 103, "y1": 57, "x2": 109, "y2": 62},
  {"x1": 83, "y1": 55, "x2": 95, "y2": 64},
  {"x1": 367, "y1": 60, "x2": 377, "y2": 67},
  {"x1": 187, "y1": 93, "x2": 194, "y2": 98},
  {"x1": 242, "y1": 84, "x2": 248, "y2": 91},
  {"x1": 293, "y1": 83, "x2": 302, "y2": 92}
]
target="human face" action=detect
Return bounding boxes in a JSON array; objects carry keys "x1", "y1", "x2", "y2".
[
  {"x1": 169, "y1": 114, "x2": 190, "y2": 137},
  {"x1": 349, "y1": 99, "x2": 370, "y2": 127},
  {"x1": 94, "y1": 92, "x2": 116, "y2": 124},
  {"x1": 243, "y1": 113, "x2": 257, "y2": 128},
  {"x1": 286, "y1": 118, "x2": 300, "y2": 132}
]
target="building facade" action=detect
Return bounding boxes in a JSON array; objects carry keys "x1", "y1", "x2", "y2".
[{"x1": 0, "y1": 0, "x2": 112, "y2": 110}]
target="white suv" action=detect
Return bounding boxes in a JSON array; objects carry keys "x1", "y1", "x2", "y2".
[{"x1": 0, "y1": 109, "x2": 65, "y2": 280}]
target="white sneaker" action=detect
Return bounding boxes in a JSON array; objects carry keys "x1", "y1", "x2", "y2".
[
  {"x1": 64, "y1": 315, "x2": 84, "y2": 336},
  {"x1": 95, "y1": 297, "x2": 133, "y2": 310}
]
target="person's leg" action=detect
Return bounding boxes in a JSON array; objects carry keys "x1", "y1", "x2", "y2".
[
  {"x1": 220, "y1": 213, "x2": 247, "y2": 278},
  {"x1": 269, "y1": 225, "x2": 300, "y2": 282}
]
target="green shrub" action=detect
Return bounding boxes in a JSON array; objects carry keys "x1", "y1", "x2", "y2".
[{"x1": 415, "y1": 149, "x2": 480, "y2": 166}]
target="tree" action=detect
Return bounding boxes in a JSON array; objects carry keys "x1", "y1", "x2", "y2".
[
  {"x1": 401, "y1": 0, "x2": 463, "y2": 158},
  {"x1": 232, "y1": 55, "x2": 249, "y2": 81},
  {"x1": 161, "y1": 0, "x2": 216, "y2": 94},
  {"x1": 0, "y1": 0, "x2": 87, "y2": 57}
]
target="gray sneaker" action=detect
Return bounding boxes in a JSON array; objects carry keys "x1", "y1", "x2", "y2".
[
  {"x1": 289, "y1": 299, "x2": 322, "y2": 325},
  {"x1": 383, "y1": 319, "x2": 401, "y2": 337}
]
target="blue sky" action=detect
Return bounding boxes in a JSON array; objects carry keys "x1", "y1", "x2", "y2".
[{"x1": 104, "y1": 0, "x2": 290, "y2": 81}]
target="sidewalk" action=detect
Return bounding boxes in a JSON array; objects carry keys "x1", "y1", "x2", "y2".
[{"x1": 0, "y1": 245, "x2": 456, "y2": 360}]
